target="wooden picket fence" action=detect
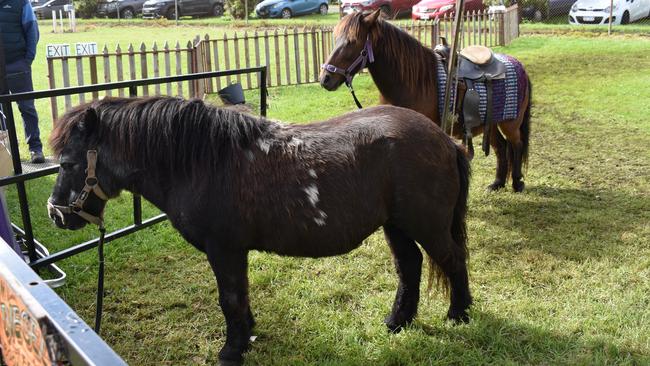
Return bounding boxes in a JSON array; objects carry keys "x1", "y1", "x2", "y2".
[{"x1": 45, "y1": 6, "x2": 518, "y2": 121}]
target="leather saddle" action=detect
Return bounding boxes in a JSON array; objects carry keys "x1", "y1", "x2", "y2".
[
  {"x1": 458, "y1": 45, "x2": 506, "y2": 80},
  {"x1": 434, "y1": 39, "x2": 507, "y2": 158}
]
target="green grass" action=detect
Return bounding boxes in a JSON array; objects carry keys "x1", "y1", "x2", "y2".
[{"x1": 4, "y1": 32, "x2": 650, "y2": 365}]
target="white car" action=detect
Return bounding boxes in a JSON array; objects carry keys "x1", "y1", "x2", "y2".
[{"x1": 569, "y1": 0, "x2": 650, "y2": 24}]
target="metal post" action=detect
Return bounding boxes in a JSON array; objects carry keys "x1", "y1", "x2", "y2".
[
  {"x1": 175, "y1": 0, "x2": 179, "y2": 25},
  {"x1": 441, "y1": 0, "x2": 466, "y2": 133},
  {"x1": 1, "y1": 31, "x2": 38, "y2": 262},
  {"x1": 608, "y1": 0, "x2": 613, "y2": 35},
  {"x1": 1, "y1": 102, "x2": 38, "y2": 262}
]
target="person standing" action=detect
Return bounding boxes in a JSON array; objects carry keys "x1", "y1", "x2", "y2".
[{"x1": 0, "y1": 0, "x2": 43, "y2": 163}]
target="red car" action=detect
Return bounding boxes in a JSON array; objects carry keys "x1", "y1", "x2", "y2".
[
  {"x1": 340, "y1": 0, "x2": 420, "y2": 18},
  {"x1": 411, "y1": 0, "x2": 485, "y2": 20}
]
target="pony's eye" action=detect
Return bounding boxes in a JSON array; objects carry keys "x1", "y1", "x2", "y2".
[{"x1": 59, "y1": 162, "x2": 75, "y2": 170}]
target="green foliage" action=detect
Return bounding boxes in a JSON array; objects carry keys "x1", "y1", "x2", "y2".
[
  {"x1": 226, "y1": 0, "x2": 256, "y2": 19},
  {"x1": 75, "y1": 0, "x2": 100, "y2": 19}
]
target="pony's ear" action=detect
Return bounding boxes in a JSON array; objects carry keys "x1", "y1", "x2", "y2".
[
  {"x1": 78, "y1": 107, "x2": 99, "y2": 134},
  {"x1": 362, "y1": 9, "x2": 381, "y2": 27}
]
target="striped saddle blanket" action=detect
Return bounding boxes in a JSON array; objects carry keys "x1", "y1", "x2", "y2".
[{"x1": 436, "y1": 53, "x2": 528, "y2": 124}]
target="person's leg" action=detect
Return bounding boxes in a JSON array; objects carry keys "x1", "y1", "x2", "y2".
[{"x1": 6, "y1": 60, "x2": 43, "y2": 161}]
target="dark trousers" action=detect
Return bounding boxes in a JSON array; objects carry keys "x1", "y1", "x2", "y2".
[{"x1": 4, "y1": 59, "x2": 42, "y2": 153}]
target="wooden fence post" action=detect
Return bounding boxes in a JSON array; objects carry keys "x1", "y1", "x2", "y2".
[
  {"x1": 102, "y1": 45, "x2": 111, "y2": 97},
  {"x1": 204, "y1": 34, "x2": 214, "y2": 94},
  {"x1": 244, "y1": 31, "x2": 252, "y2": 89},
  {"x1": 187, "y1": 40, "x2": 195, "y2": 98},
  {"x1": 212, "y1": 38, "x2": 221, "y2": 91},
  {"x1": 47, "y1": 58, "x2": 58, "y2": 122},
  {"x1": 140, "y1": 43, "x2": 149, "y2": 96},
  {"x1": 175, "y1": 41, "x2": 183, "y2": 96},
  {"x1": 152, "y1": 42, "x2": 160, "y2": 96},
  {"x1": 498, "y1": 11, "x2": 505, "y2": 46},
  {"x1": 164, "y1": 41, "x2": 172, "y2": 96},
  {"x1": 233, "y1": 32, "x2": 242, "y2": 85},
  {"x1": 115, "y1": 44, "x2": 124, "y2": 97},
  {"x1": 75, "y1": 56, "x2": 85, "y2": 103}
]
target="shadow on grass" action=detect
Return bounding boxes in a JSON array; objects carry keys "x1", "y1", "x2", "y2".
[
  {"x1": 471, "y1": 185, "x2": 649, "y2": 261},
  {"x1": 242, "y1": 310, "x2": 646, "y2": 365}
]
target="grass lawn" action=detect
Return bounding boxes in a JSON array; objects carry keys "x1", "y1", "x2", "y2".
[{"x1": 3, "y1": 30, "x2": 650, "y2": 365}]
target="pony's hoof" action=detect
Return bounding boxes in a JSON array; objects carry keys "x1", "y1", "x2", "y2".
[
  {"x1": 486, "y1": 182, "x2": 505, "y2": 192},
  {"x1": 219, "y1": 360, "x2": 242, "y2": 366},
  {"x1": 512, "y1": 181, "x2": 525, "y2": 193},
  {"x1": 384, "y1": 317, "x2": 406, "y2": 333},
  {"x1": 447, "y1": 309, "x2": 470, "y2": 324},
  {"x1": 219, "y1": 347, "x2": 244, "y2": 366}
]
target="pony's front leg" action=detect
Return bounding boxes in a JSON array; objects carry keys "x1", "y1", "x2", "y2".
[{"x1": 206, "y1": 246, "x2": 252, "y2": 365}]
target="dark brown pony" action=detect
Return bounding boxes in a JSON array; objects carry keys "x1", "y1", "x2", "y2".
[
  {"x1": 320, "y1": 10, "x2": 532, "y2": 192},
  {"x1": 48, "y1": 97, "x2": 471, "y2": 365}
]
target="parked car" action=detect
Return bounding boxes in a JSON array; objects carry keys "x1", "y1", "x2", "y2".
[
  {"x1": 255, "y1": 0, "x2": 329, "y2": 18},
  {"x1": 31, "y1": 0, "x2": 72, "y2": 19},
  {"x1": 520, "y1": 0, "x2": 577, "y2": 21},
  {"x1": 569, "y1": 0, "x2": 650, "y2": 24},
  {"x1": 142, "y1": 0, "x2": 224, "y2": 19},
  {"x1": 411, "y1": 0, "x2": 484, "y2": 20},
  {"x1": 340, "y1": 0, "x2": 420, "y2": 18},
  {"x1": 96, "y1": 0, "x2": 147, "y2": 18}
]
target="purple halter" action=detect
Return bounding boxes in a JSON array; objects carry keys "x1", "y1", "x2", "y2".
[{"x1": 322, "y1": 36, "x2": 375, "y2": 108}]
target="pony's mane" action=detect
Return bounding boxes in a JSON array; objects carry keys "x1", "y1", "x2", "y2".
[
  {"x1": 50, "y1": 97, "x2": 271, "y2": 179},
  {"x1": 336, "y1": 13, "x2": 439, "y2": 96}
]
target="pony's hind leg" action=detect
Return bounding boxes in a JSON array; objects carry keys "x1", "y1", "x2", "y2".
[
  {"x1": 206, "y1": 246, "x2": 253, "y2": 365},
  {"x1": 487, "y1": 125, "x2": 509, "y2": 191},
  {"x1": 383, "y1": 224, "x2": 423, "y2": 332},
  {"x1": 418, "y1": 232, "x2": 472, "y2": 323}
]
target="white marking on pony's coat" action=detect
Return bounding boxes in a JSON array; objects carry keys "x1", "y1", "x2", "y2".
[
  {"x1": 314, "y1": 210, "x2": 328, "y2": 226},
  {"x1": 256, "y1": 138, "x2": 271, "y2": 154},
  {"x1": 288, "y1": 136, "x2": 304, "y2": 148},
  {"x1": 308, "y1": 169, "x2": 317, "y2": 178},
  {"x1": 244, "y1": 150, "x2": 254, "y2": 161},
  {"x1": 302, "y1": 184, "x2": 319, "y2": 206}
]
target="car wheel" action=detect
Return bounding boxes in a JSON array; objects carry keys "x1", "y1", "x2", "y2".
[
  {"x1": 380, "y1": 5, "x2": 391, "y2": 18},
  {"x1": 281, "y1": 8, "x2": 292, "y2": 18},
  {"x1": 121, "y1": 7, "x2": 135, "y2": 19},
  {"x1": 621, "y1": 11, "x2": 629, "y2": 24},
  {"x1": 212, "y1": 3, "x2": 224, "y2": 17},
  {"x1": 319, "y1": 4, "x2": 328, "y2": 15},
  {"x1": 166, "y1": 7, "x2": 177, "y2": 20}
]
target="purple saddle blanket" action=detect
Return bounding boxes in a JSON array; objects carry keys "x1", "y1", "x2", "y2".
[{"x1": 436, "y1": 54, "x2": 528, "y2": 124}]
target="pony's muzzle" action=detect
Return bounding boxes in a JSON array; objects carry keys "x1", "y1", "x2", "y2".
[{"x1": 47, "y1": 197, "x2": 68, "y2": 228}]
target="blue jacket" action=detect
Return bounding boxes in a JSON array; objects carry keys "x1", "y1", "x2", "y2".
[{"x1": 0, "y1": 0, "x2": 39, "y2": 64}]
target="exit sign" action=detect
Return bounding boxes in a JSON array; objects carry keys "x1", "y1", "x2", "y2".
[
  {"x1": 75, "y1": 42, "x2": 98, "y2": 56},
  {"x1": 46, "y1": 44, "x2": 71, "y2": 58}
]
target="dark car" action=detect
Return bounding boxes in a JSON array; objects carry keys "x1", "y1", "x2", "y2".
[
  {"x1": 142, "y1": 0, "x2": 224, "y2": 19},
  {"x1": 96, "y1": 0, "x2": 147, "y2": 18},
  {"x1": 31, "y1": 0, "x2": 72, "y2": 19},
  {"x1": 520, "y1": 0, "x2": 577, "y2": 20}
]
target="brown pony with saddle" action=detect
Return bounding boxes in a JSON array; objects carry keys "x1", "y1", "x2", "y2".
[{"x1": 320, "y1": 10, "x2": 532, "y2": 192}]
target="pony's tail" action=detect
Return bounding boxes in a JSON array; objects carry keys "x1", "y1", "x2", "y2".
[
  {"x1": 426, "y1": 144, "x2": 471, "y2": 294},
  {"x1": 520, "y1": 77, "x2": 532, "y2": 171}
]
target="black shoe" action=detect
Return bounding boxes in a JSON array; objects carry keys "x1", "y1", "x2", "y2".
[{"x1": 30, "y1": 151, "x2": 45, "y2": 164}]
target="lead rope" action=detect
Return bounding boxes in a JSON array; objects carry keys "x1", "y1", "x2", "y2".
[
  {"x1": 347, "y1": 82, "x2": 363, "y2": 109},
  {"x1": 94, "y1": 226, "x2": 106, "y2": 334}
]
